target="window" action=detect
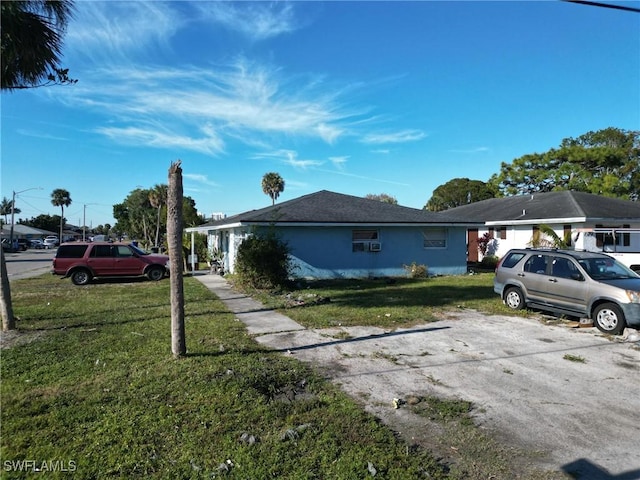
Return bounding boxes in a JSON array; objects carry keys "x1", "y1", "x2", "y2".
[
  {"x1": 56, "y1": 245, "x2": 88, "y2": 258},
  {"x1": 352, "y1": 230, "x2": 378, "y2": 252},
  {"x1": 423, "y1": 228, "x2": 447, "y2": 248},
  {"x1": 501, "y1": 252, "x2": 526, "y2": 268},
  {"x1": 116, "y1": 246, "x2": 134, "y2": 257},
  {"x1": 525, "y1": 254, "x2": 548, "y2": 274},
  {"x1": 551, "y1": 257, "x2": 578, "y2": 279},
  {"x1": 91, "y1": 245, "x2": 114, "y2": 257},
  {"x1": 498, "y1": 226, "x2": 507, "y2": 240},
  {"x1": 595, "y1": 225, "x2": 630, "y2": 249}
]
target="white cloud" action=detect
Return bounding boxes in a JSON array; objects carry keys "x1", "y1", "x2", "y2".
[
  {"x1": 95, "y1": 125, "x2": 224, "y2": 156},
  {"x1": 449, "y1": 147, "x2": 491, "y2": 154},
  {"x1": 194, "y1": 2, "x2": 298, "y2": 40},
  {"x1": 67, "y1": 2, "x2": 181, "y2": 61},
  {"x1": 254, "y1": 149, "x2": 322, "y2": 169},
  {"x1": 62, "y1": 59, "x2": 359, "y2": 155},
  {"x1": 184, "y1": 173, "x2": 219, "y2": 187},
  {"x1": 329, "y1": 156, "x2": 349, "y2": 169},
  {"x1": 362, "y1": 129, "x2": 426, "y2": 144}
]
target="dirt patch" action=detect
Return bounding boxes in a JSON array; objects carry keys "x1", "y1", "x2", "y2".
[
  {"x1": 0, "y1": 329, "x2": 48, "y2": 350},
  {"x1": 255, "y1": 311, "x2": 640, "y2": 479}
]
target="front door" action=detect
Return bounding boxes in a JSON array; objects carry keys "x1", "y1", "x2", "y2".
[
  {"x1": 87, "y1": 244, "x2": 116, "y2": 275},
  {"x1": 468, "y1": 229, "x2": 478, "y2": 263}
]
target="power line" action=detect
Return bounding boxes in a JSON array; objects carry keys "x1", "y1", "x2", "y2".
[{"x1": 562, "y1": 0, "x2": 640, "y2": 13}]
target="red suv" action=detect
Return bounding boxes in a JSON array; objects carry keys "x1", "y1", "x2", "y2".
[{"x1": 52, "y1": 242, "x2": 170, "y2": 285}]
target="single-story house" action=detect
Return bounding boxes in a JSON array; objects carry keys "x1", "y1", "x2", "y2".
[
  {"x1": 186, "y1": 190, "x2": 478, "y2": 279},
  {"x1": 441, "y1": 191, "x2": 640, "y2": 261},
  {"x1": 0, "y1": 224, "x2": 57, "y2": 241}
]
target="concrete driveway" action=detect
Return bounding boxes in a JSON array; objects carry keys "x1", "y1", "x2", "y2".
[{"x1": 196, "y1": 274, "x2": 640, "y2": 480}]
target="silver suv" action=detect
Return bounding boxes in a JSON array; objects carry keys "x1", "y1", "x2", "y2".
[{"x1": 494, "y1": 249, "x2": 640, "y2": 334}]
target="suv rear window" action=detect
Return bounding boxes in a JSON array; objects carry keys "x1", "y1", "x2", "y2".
[
  {"x1": 501, "y1": 252, "x2": 526, "y2": 268},
  {"x1": 56, "y1": 245, "x2": 89, "y2": 258}
]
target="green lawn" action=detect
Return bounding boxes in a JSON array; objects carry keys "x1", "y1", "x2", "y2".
[
  {"x1": 1, "y1": 274, "x2": 557, "y2": 479},
  {"x1": 250, "y1": 273, "x2": 527, "y2": 329}
]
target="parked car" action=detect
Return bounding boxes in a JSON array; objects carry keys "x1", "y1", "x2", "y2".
[
  {"x1": 16, "y1": 239, "x2": 29, "y2": 251},
  {"x1": 1, "y1": 239, "x2": 14, "y2": 252},
  {"x1": 43, "y1": 236, "x2": 59, "y2": 249},
  {"x1": 29, "y1": 239, "x2": 45, "y2": 249},
  {"x1": 494, "y1": 248, "x2": 640, "y2": 335},
  {"x1": 52, "y1": 242, "x2": 170, "y2": 285}
]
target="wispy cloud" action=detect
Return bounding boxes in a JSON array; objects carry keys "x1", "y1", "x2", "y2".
[
  {"x1": 362, "y1": 129, "x2": 426, "y2": 144},
  {"x1": 67, "y1": 2, "x2": 181, "y2": 62},
  {"x1": 59, "y1": 58, "x2": 358, "y2": 155},
  {"x1": 184, "y1": 173, "x2": 219, "y2": 187},
  {"x1": 329, "y1": 156, "x2": 349, "y2": 169},
  {"x1": 95, "y1": 125, "x2": 224, "y2": 156},
  {"x1": 194, "y1": 2, "x2": 298, "y2": 40},
  {"x1": 16, "y1": 129, "x2": 68, "y2": 141},
  {"x1": 254, "y1": 149, "x2": 323, "y2": 169},
  {"x1": 58, "y1": 2, "x2": 423, "y2": 160},
  {"x1": 316, "y1": 168, "x2": 410, "y2": 187},
  {"x1": 449, "y1": 147, "x2": 490, "y2": 154}
]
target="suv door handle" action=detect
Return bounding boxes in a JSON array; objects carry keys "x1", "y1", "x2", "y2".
[
  {"x1": 548, "y1": 278, "x2": 557, "y2": 283},
  {"x1": 517, "y1": 273, "x2": 525, "y2": 277}
]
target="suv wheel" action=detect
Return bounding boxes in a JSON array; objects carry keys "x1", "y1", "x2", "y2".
[
  {"x1": 147, "y1": 266, "x2": 165, "y2": 281},
  {"x1": 504, "y1": 287, "x2": 525, "y2": 310},
  {"x1": 71, "y1": 269, "x2": 91, "y2": 286},
  {"x1": 593, "y1": 303, "x2": 626, "y2": 335}
]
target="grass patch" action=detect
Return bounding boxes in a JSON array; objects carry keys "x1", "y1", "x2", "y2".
[
  {"x1": 244, "y1": 273, "x2": 526, "y2": 329},
  {"x1": 2, "y1": 275, "x2": 450, "y2": 479},
  {"x1": 563, "y1": 353, "x2": 586, "y2": 363},
  {"x1": 2, "y1": 273, "x2": 562, "y2": 480}
]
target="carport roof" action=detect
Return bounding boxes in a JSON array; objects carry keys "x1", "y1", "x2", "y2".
[
  {"x1": 440, "y1": 191, "x2": 640, "y2": 223},
  {"x1": 193, "y1": 190, "x2": 479, "y2": 229}
]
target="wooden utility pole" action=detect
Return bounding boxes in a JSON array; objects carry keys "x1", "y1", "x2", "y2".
[{"x1": 167, "y1": 160, "x2": 186, "y2": 357}]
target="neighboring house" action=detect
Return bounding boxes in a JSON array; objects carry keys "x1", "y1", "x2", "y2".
[
  {"x1": 442, "y1": 191, "x2": 640, "y2": 261},
  {"x1": 0, "y1": 224, "x2": 57, "y2": 241},
  {"x1": 186, "y1": 190, "x2": 477, "y2": 279}
]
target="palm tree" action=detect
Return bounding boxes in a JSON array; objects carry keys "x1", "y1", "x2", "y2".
[
  {"x1": 261, "y1": 172, "x2": 285, "y2": 205},
  {"x1": 0, "y1": 197, "x2": 20, "y2": 224},
  {"x1": 167, "y1": 161, "x2": 186, "y2": 357},
  {"x1": 51, "y1": 188, "x2": 71, "y2": 243},
  {"x1": 1, "y1": 0, "x2": 76, "y2": 91},
  {"x1": 149, "y1": 184, "x2": 168, "y2": 247},
  {"x1": 529, "y1": 224, "x2": 570, "y2": 249}
]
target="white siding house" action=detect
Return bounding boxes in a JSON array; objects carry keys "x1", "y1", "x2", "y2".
[{"x1": 442, "y1": 191, "x2": 640, "y2": 263}]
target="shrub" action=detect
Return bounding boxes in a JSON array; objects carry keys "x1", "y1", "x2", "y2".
[
  {"x1": 480, "y1": 255, "x2": 499, "y2": 269},
  {"x1": 235, "y1": 231, "x2": 293, "y2": 290},
  {"x1": 403, "y1": 262, "x2": 428, "y2": 278}
]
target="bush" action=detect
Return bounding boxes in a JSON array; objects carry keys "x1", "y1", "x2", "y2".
[
  {"x1": 480, "y1": 255, "x2": 499, "y2": 269},
  {"x1": 403, "y1": 262, "x2": 428, "y2": 278},
  {"x1": 235, "y1": 232, "x2": 293, "y2": 290}
]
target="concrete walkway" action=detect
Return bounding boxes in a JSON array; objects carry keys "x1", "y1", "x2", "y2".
[{"x1": 193, "y1": 273, "x2": 305, "y2": 336}]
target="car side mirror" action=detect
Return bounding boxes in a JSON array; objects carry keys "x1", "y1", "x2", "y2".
[{"x1": 570, "y1": 273, "x2": 584, "y2": 281}]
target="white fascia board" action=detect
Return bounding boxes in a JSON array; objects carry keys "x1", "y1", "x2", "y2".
[
  {"x1": 485, "y1": 217, "x2": 587, "y2": 226},
  {"x1": 227, "y1": 222, "x2": 478, "y2": 228}
]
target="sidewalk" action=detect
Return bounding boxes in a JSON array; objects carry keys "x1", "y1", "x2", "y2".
[{"x1": 192, "y1": 273, "x2": 305, "y2": 336}]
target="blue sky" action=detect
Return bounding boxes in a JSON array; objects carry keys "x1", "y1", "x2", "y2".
[{"x1": 2, "y1": 1, "x2": 639, "y2": 227}]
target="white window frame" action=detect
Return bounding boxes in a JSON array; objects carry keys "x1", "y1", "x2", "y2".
[
  {"x1": 423, "y1": 228, "x2": 447, "y2": 249},
  {"x1": 352, "y1": 229, "x2": 379, "y2": 252}
]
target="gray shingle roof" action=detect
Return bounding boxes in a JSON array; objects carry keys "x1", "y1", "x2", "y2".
[
  {"x1": 200, "y1": 190, "x2": 473, "y2": 227},
  {"x1": 441, "y1": 191, "x2": 640, "y2": 222}
]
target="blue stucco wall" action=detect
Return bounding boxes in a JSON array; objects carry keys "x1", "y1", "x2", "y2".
[{"x1": 256, "y1": 225, "x2": 468, "y2": 279}]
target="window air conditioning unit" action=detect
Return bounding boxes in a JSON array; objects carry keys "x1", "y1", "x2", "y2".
[{"x1": 369, "y1": 242, "x2": 382, "y2": 252}]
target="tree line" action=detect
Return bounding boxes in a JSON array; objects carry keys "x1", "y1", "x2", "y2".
[{"x1": 424, "y1": 127, "x2": 639, "y2": 211}]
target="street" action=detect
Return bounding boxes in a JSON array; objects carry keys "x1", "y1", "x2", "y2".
[{"x1": 3, "y1": 249, "x2": 55, "y2": 281}]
